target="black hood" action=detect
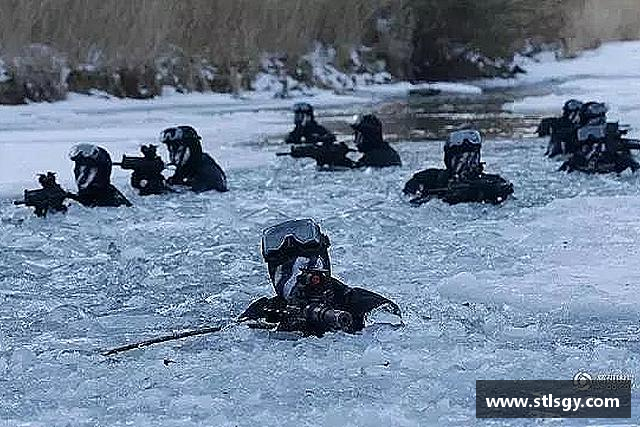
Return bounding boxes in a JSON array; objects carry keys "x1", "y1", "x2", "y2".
[{"x1": 352, "y1": 114, "x2": 384, "y2": 152}]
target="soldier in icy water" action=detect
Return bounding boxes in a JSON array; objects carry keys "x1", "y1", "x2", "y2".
[
  {"x1": 560, "y1": 102, "x2": 640, "y2": 174},
  {"x1": 240, "y1": 218, "x2": 401, "y2": 336},
  {"x1": 351, "y1": 114, "x2": 402, "y2": 168},
  {"x1": 539, "y1": 99, "x2": 583, "y2": 158},
  {"x1": 68, "y1": 144, "x2": 132, "y2": 207},
  {"x1": 284, "y1": 103, "x2": 336, "y2": 145},
  {"x1": 160, "y1": 126, "x2": 229, "y2": 193},
  {"x1": 403, "y1": 130, "x2": 513, "y2": 205}
]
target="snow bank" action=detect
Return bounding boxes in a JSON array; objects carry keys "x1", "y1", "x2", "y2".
[{"x1": 485, "y1": 41, "x2": 640, "y2": 89}]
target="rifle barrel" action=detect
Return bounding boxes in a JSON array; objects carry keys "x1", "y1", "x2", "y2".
[
  {"x1": 276, "y1": 152, "x2": 292, "y2": 157},
  {"x1": 101, "y1": 323, "x2": 235, "y2": 356},
  {"x1": 13, "y1": 200, "x2": 26, "y2": 206},
  {"x1": 622, "y1": 139, "x2": 640, "y2": 150}
]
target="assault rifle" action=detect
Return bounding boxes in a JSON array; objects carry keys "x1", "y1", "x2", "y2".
[
  {"x1": 113, "y1": 144, "x2": 170, "y2": 195},
  {"x1": 410, "y1": 174, "x2": 514, "y2": 206},
  {"x1": 277, "y1": 142, "x2": 356, "y2": 169},
  {"x1": 113, "y1": 144, "x2": 164, "y2": 173},
  {"x1": 14, "y1": 172, "x2": 72, "y2": 217},
  {"x1": 261, "y1": 268, "x2": 354, "y2": 333}
]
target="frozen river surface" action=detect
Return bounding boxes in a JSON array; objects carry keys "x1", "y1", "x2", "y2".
[{"x1": 2, "y1": 45, "x2": 640, "y2": 425}]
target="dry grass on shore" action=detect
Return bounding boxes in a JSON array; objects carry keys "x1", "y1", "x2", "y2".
[{"x1": 0, "y1": 0, "x2": 639, "y2": 102}]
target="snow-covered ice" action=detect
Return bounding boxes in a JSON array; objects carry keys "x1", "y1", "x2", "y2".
[{"x1": 1, "y1": 45, "x2": 640, "y2": 426}]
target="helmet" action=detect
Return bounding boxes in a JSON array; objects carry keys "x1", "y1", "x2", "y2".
[
  {"x1": 159, "y1": 125, "x2": 201, "y2": 145},
  {"x1": 69, "y1": 143, "x2": 102, "y2": 163},
  {"x1": 351, "y1": 114, "x2": 383, "y2": 151},
  {"x1": 293, "y1": 103, "x2": 314, "y2": 125},
  {"x1": 261, "y1": 218, "x2": 330, "y2": 263},
  {"x1": 563, "y1": 99, "x2": 583, "y2": 114},
  {"x1": 445, "y1": 130, "x2": 482, "y2": 149},
  {"x1": 580, "y1": 102, "x2": 607, "y2": 125},
  {"x1": 562, "y1": 99, "x2": 583, "y2": 124}
]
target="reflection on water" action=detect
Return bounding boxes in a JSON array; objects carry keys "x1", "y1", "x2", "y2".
[{"x1": 327, "y1": 85, "x2": 553, "y2": 142}]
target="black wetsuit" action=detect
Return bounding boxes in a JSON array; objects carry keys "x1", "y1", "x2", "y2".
[
  {"x1": 355, "y1": 144, "x2": 402, "y2": 168},
  {"x1": 240, "y1": 276, "x2": 400, "y2": 336},
  {"x1": 71, "y1": 145, "x2": 132, "y2": 207},
  {"x1": 75, "y1": 185, "x2": 132, "y2": 207},
  {"x1": 169, "y1": 153, "x2": 228, "y2": 193},
  {"x1": 547, "y1": 116, "x2": 579, "y2": 157}
]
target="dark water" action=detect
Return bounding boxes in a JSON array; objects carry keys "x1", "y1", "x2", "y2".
[{"x1": 325, "y1": 85, "x2": 553, "y2": 143}]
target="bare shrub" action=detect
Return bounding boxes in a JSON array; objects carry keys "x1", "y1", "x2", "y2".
[
  {"x1": 0, "y1": 0, "x2": 639, "y2": 101},
  {"x1": 561, "y1": 0, "x2": 640, "y2": 54}
]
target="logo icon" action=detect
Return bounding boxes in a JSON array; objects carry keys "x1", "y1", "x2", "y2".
[{"x1": 573, "y1": 371, "x2": 593, "y2": 390}]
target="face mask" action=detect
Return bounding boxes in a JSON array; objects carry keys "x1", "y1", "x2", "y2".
[
  {"x1": 452, "y1": 151, "x2": 480, "y2": 176},
  {"x1": 76, "y1": 165, "x2": 99, "y2": 190},
  {"x1": 170, "y1": 145, "x2": 191, "y2": 167}
]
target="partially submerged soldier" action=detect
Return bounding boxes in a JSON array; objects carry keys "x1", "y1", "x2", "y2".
[
  {"x1": 279, "y1": 113, "x2": 403, "y2": 170},
  {"x1": 160, "y1": 126, "x2": 229, "y2": 193},
  {"x1": 560, "y1": 102, "x2": 640, "y2": 174},
  {"x1": 114, "y1": 144, "x2": 172, "y2": 195},
  {"x1": 285, "y1": 103, "x2": 336, "y2": 145},
  {"x1": 351, "y1": 114, "x2": 402, "y2": 168},
  {"x1": 404, "y1": 130, "x2": 513, "y2": 205},
  {"x1": 68, "y1": 144, "x2": 132, "y2": 207},
  {"x1": 240, "y1": 219, "x2": 401, "y2": 336},
  {"x1": 540, "y1": 99, "x2": 583, "y2": 158}
]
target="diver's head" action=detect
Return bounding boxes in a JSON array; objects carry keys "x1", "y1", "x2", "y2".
[
  {"x1": 69, "y1": 144, "x2": 113, "y2": 192},
  {"x1": 562, "y1": 99, "x2": 583, "y2": 123},
  {"x1": 444, "y1": 130, "x2": 483, "y2": 175},
  {"x1": 160, "y1": 126, "x2": 202, "y2": 168},
  {"x1": 261, "y1": 219, "x2": 331, "y2": 294},
  {"x1": 351, "y1": 114, "x2": 383, "y2": 152},
  {"x1": 293, "y1": 103, "x2": 314, "y2": 126},
  {"x1": 580, "y1": 102, "x2": 607, "y2": 126}
]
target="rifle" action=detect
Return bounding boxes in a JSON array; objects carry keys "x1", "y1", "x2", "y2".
[
  {"x1": 13, "y1": 172, "x2": 73, "y2": 217},
  {"x1": 113, "y1": 145, "x2": 169, "y2": 194},
  {"x1": 601, "y1": 122, "x2": 640, "y2": 152},
  {"x1": 410, "y1": 174, "x2": 513, "y2": 206},
  {"x1": 101, "y1": 323, "x2": 237, "y2": 356},
  {"x1": 113, "y1": 145, "x2": 165, "y2": 174},
  {"x1": 276, "y1": 142, "x2": 356, "y2": 168},
  {"x1": 279, "y1": 268, "x2": 354, "y2": 333}
]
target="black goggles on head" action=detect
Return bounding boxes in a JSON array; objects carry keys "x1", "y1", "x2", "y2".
[{"x1": 261, "y1": 219, "x2": 328, "y2": 262}]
